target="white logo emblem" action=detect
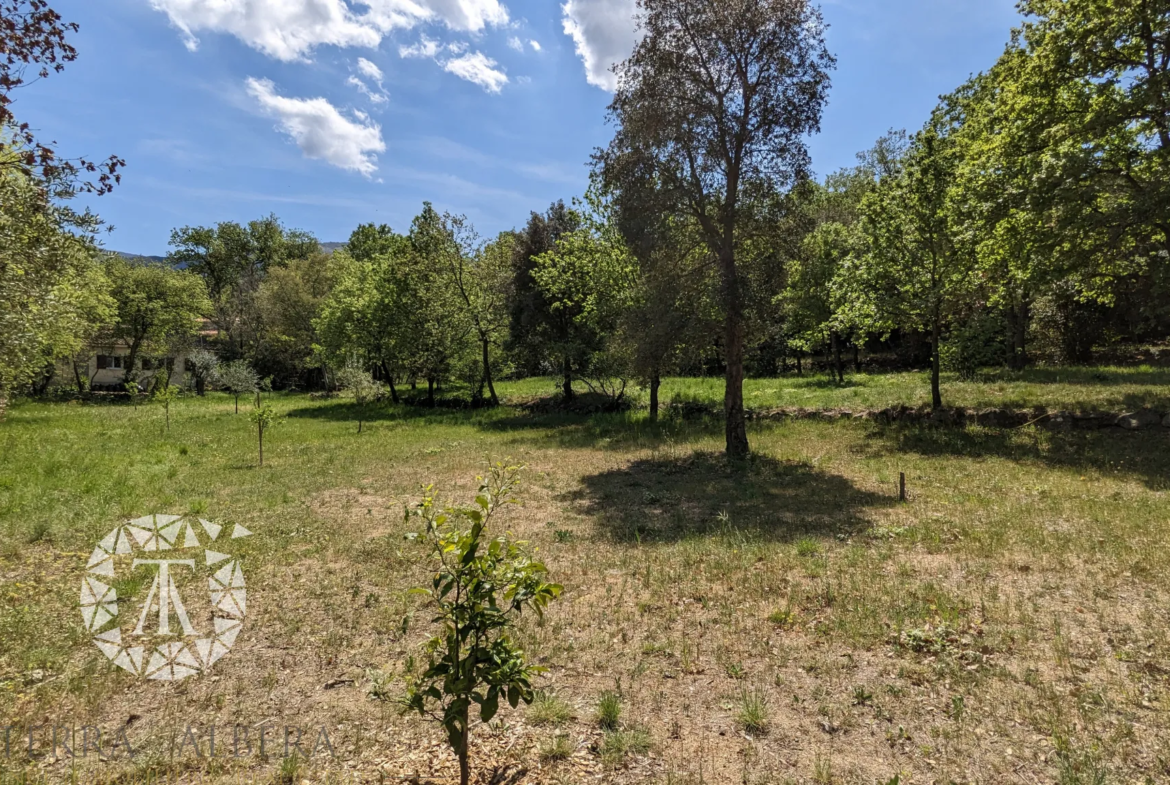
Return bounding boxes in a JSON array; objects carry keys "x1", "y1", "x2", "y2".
[{"x1": 80, "y1": 514, "x2": 252, "y2": 681}]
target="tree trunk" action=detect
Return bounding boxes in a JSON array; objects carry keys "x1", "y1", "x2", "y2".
[
  {"x1": 853, "y1": 344, "x2": 861, "y2": 373},
  {"x1": 831, "y1": 330, "x2": 844, "y2": 384},
  {"x1": 165, "y1": 402, "x2": 170, "y2": 431},
  {"x1": 482, "y1": 338, "x2": 498, "y2": 406},
  {"x1": 427, "y1": 377, "x2": 435, "y2": 407},
  {"x1": 796, "y1": 351, "x2": 803, "y2": 377},
  {"x1": 562, "y1": 357, "x2": 573, "y2": 402},
  {"x1": 358, "y1": 417, "x2": 363, "y2": 434},
  {"x1": 258, "y1": 425, "x2": 264, "y2": 467},
  {"x1": 0, "y1": 391, "x2": 7, "y2": 422},
  {"x1": 649, "y1": 371, "x2": 661, "y2": 424},
  {"x1": 196, "y1": 376, "x2": 206, "y2": 396},
  {"x1": 382, "y1": 363, "x2": 400, "y2": 404},
  {"x1": 73, "y1": 360, "x2": 85, "y2": 392},
  {"x1": 458, "y1": 707, "x2": 471, "y2": 785},
  {"x1": 721, "y1": 249, "x2": 749, "y2": 459},
  {"x1": 234, "y1": 393, "x2": 240, "y2": 414},
  {"x1": 931, "y1": 312, "x2": 943, "y2": 410},
  {"x1": 123, "y1": 340, "x2": 142, "y2": 386}
]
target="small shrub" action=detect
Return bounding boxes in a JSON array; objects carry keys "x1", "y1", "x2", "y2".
[
  {"x1": 596, "y1": 691, "x2": 622, "y2": 730},
  {"x1": 401, "y1": 464, "x2": 563, "y2": 785},
  {"x1": 528, "y1": 691, "x2": 573, "y2": 726},
  {"x1": 599, "y1": 727, "x2": 651, "y2": 766}
]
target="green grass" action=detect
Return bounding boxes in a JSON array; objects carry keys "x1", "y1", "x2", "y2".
[
  {"x1": 1, "y1": 381, "x2": 1168, "y2": 784},
  {"x1": 497, "y1": 366, "x2": 1170, "y2": 413}
]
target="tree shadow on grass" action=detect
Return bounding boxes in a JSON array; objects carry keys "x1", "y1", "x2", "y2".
[
  {"x1": 864, "y1": 424, "x2": 1170, "y2": 491},
  {"x1": 566, "y1": 452, "x2": 895, "y2": 544}
]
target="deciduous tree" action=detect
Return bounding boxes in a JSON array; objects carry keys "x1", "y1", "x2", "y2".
[{"x1": 597, "y1": 0, "x2": 834, "y2": 456}]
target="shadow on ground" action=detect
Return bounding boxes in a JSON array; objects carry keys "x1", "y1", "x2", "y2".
[{"x1": 566, "y1": 452, "x2": 895, "y2": 544}]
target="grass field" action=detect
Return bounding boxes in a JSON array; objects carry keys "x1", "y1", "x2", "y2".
[
  {"x1": 498, "y1": 367, "x2": 1170, "y2": 413},
  {"x1": 1, "y1": 376, "x2": 1169, "y2": 784}
]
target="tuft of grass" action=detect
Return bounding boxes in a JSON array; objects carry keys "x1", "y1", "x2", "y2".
[
  {"x1": 599, "y1": 727, "x2": 652, "y2": 766},
  {"x1": 735, "y1": 686, "x2": 769, "y2": 734},
  {"x1": 795, "y1": 537, "x2": 820, "y2": 557},
  {"x1": 528, "y1": 690, "x2": 573, "y2": 726},
  {"x1": 538, "y1": 733, "x2": 574, "y2": 762},
  {"x1": 596, "y1": 690, "x2": 622, "y2": 731},
  {"x1": 271, "y1": 754, "x2": 301, "y2": 785}
]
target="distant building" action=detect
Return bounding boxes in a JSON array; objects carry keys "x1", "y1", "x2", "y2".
[{"x1": 61, "y1": 320, "x2": 219, "y2": 392}]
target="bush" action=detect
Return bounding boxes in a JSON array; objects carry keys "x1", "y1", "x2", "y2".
[{"x1": 941, "y1": 312, "x2": 1007, "y2": 380}]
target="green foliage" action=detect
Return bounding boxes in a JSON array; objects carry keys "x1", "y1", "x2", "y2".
[
  {"x1": 102, "y1": 257, "x2": 210, "y2": 385},
  {"x1": 0, "y1": 162, "x2": 114, "y2": 398},
  {"x1": 167, "y1": 214, "x2": 318, "y2": 359},
  {"x1": 248, "y1": 405, "x2": 279, "y2": 466},
  {"x1": 401, "y1": 464, "x2": 562, "y2": 785},
  {"x1": 217, "y1": 360, "x2": 259, "y2": 413},
  {"x1": 940, "y1": 312, "x2": 1007, "y2": 380},
  {"x1": 531, "y1": 191, "x2": 639, "y2": 403},
  {"x1": 152, "y1": 382, "x2": 181, "y2": 431},
  {"x1": 335, "y1": 356, "x2": 382, "y2": 432}
]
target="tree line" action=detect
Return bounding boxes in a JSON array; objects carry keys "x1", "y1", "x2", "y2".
[{"x1": 3, "y1": 0, "x2": 1169, "y2": 458}]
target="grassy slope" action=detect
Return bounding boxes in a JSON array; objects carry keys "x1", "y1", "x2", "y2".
[
  {"x1": 0, "y1": 386, "x2": 1168, "y2": 783},
  {"x1": 498, "y1": 366, "x2": 1170, "y2": 412}
]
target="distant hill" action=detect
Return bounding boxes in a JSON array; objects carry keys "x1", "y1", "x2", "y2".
[
  {"x1": 320, "y1": 242, "x2": 345, "y2": 254},
  {"x1": 110, "y1": 250, "x2": 167, "y2": 264}
]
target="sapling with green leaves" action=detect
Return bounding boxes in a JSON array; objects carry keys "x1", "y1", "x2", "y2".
[
  {"x1": 249, "y1": 405, "x2": 278, "y2": 467},
  {"x1": 336, "y1": 356, "x2": 382, "y2": 433},
  {"x1": 152, "y1": 382, "x2": 179, "y2": 431},
  {"x1": 217, "y1": 360, "x2": 258, "y2": 413},
  {"x1": 402, "y1": 464, "x2": 562, "y2": 785}
]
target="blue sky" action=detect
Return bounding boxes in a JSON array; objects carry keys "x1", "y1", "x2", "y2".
[{"x1": 23, "y1": 0, "x2": 1020, "y2": 255}]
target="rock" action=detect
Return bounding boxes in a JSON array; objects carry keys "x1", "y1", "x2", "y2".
[
  {"x1": 1117, "y1": 410, "x2": 1161, "y2": 430},
  {"x1": 1074, "y1": 413, "x2": 1110, "y2": 430},
  {"x1": 1044, "y1": 411, "x2": 1073, "y2": 430}
]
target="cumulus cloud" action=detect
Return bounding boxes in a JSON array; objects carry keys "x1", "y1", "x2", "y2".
[
  {"x1": 399, "y1": 34, "x2": 441, "y2": 58},
  {"x1": 150, "y1": 0, "x2": 510, "y2": 61},
  {"x1": 529, "y1": 39, "x2": 541, "y2": 51},
  {"x1": 561, "y1": 0, "x2": 639, "y2": 91},
  {"x1": 443, "y1": 51, "x2": 508, "y2": 93},
  {"x1": 246, "y1": 77, "x2": 385, "y2": 176},
  {"x1": 507, "y1": 36, "x2": 524, "y2": 52}
]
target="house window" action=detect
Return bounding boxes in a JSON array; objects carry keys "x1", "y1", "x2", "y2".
[{"x1": 110, "y1": 356, "x2": 124, "y2": 370}]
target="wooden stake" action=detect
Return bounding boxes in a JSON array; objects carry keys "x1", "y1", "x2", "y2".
[{"x1": 899, "y1": 472, "x2": 906, "y2": 502}]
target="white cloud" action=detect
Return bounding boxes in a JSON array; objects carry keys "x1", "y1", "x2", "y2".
[
  {"x1": 443, "y1": 51, "x2": 508, "y2": 93},
  {"x1": 413, "y1": 0, "x2": 509, "y2": 32},
  {"x1": 245, "y1": 77, "x2": 385, "y2": 176},
  {"x1": 561, "y1": 0, "x2": 639, "y2": 91},
  {"x1": 529, "y1": 39, "x2": 541, "y2": 51},
  {"x1": 356, "y1": 57, "x2": 384, "y2": 83},
  {"x1": 399, "y1": 34, "x2": 440, "y2": 58},
  {"x1": 348, "y1": 75, "x2": 388, "y2": 103},
  {"x1": 150, "y1": 0, "x2": 510, "y2": 61},
  {"x1": 507, "y1": 36, "x2": 524, "y2": 52},
  {"x1": 447, "y1": 41, "x2": 469, "y2": 54}
]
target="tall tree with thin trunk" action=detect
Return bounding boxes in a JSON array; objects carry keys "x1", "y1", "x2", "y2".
[{"x1": 597, "y1": 0, "x2": 834, "y2": 457}]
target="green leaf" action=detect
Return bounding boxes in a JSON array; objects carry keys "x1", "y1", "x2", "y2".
[{"x1": 480, "y1": 688, "x2": 499, "y2": 722}]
